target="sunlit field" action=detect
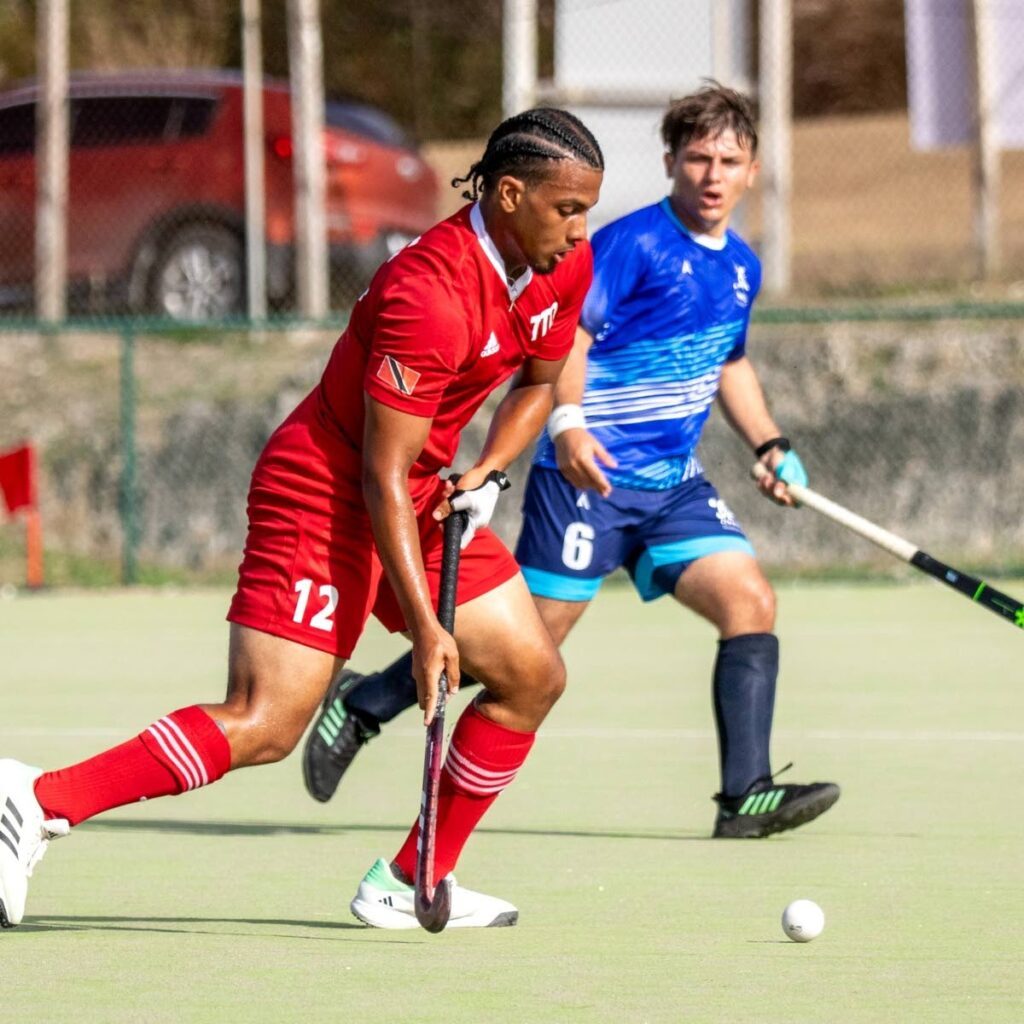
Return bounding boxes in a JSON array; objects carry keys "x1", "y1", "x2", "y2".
[{"x1": 1, "y1": 581, "x2": 1022, "y2": 1023}]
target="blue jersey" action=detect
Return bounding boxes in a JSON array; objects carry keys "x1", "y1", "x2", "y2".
[{"x1": 533, "y1": 198, "x2": 761, "y2": 490}]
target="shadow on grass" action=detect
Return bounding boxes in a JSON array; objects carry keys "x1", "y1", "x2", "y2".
[
  {"x1": 19, "y1": 915, "x2": 416, "y2": 941},
  {"x1": 83, "y1": 818, "x2": 704, "y2": 842}
]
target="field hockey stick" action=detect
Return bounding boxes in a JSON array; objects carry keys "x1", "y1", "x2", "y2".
[
  {"x1": 414, "y1": 508, "x2": 467, "y2": 933},
  {"x1": 752, "y1": 463, "x2": 1024, "y2": 630}
]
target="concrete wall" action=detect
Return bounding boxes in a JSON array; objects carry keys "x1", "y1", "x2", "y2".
[
  {"x1": 480, "y1": 318, "x2": 1024, "y2": 573},
  {"x1": 4, "y1": 317, "x2": 1023, "y2": 584}
]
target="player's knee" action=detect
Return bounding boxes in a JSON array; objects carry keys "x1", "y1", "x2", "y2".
[
  {"x1": 504, "y1": 642, "x2": 566, "y2": 713},
  {"x1": 547, "y1": 651, "x2": 568, "y2": 705},
  {"x1": 530, "y1": 647, "x2": 567, "y2": 710},
  {"x1": 217, "y1": 700, "x2": 305, "y2": 766},
  {"x1": 743, "y1": 573, "x2": 776, "y2": 630},
  {"x1": 252, "y1": 730, "x2": 302, "y2": 765}
]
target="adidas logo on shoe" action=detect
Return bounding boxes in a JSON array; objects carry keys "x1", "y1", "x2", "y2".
[
  {"x1": 712, "y1": 774, "x2": 840, "y2": 839},
  {"x1": 351, "y1": 857, "x2": 518, "y2": 930},
  {"x1": 302, "y1": 671, "x2": 379, "y2": 804},
  {"x1": 0, "y1": 759, "x2": 70, "y2": 928}
]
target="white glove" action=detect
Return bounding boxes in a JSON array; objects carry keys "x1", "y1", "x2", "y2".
[{"x1": 449, "y1": 470, "x2": 511, "y2": 549}]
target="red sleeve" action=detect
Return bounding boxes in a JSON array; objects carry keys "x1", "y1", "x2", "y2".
[
  {"x1": 534, "y1": 242, "x2": 594, "y2": 361},
  {"x1": 362, "y1": 270, "x2": 470, "y2": 417}
]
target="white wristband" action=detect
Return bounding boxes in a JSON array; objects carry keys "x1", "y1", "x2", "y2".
[{"x1": 548, "y1": 403, "x2": 586, "y2": 440}]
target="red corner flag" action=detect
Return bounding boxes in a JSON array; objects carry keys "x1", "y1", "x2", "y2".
[
  {"x1": 0, "y1": 443, "x2": 36, "y2": 514},
  {"x1": 0, "y1": 443, "x2": 43, "y2": 588}
]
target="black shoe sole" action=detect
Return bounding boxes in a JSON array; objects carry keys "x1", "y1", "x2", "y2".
[
  {"x1": 0, "y1": 898, "x2": 12, "y2": 929},
  {"x1": 302, "y1": 670, "x2": 364, "y2": 804},
  {"x1": 713, "y1": 783, "x2": 841, "y2": 839}
]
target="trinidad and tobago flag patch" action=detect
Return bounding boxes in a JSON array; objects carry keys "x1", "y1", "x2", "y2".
[{"x1": 376, "y1": 355, "x2": 421, "y2": 396}]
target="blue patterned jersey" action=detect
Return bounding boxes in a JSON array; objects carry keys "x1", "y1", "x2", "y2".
[{"x1": 533, "y1": 198, "x2": 761, "y2": 490}]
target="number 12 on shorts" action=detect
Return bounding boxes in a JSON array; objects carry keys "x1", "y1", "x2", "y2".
[{"x1": 292, "y1": 578, "x2": 338, "y2": 632}]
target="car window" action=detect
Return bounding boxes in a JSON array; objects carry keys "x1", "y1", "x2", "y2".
[
  {"x1": 0, "y1": 103, "x2": 35, "y2": 156},
  {"x1": 71, "y1": 96, "x2": 176, "y2": 148},
  {"x1": 177, "y1": 97, "x2": 217, "y2": 138},
  {"x1": 325, "y1": 100, "x2": 413, "y2": 149}
]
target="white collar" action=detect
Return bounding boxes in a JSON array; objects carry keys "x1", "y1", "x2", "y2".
[
  {"x1": 660, "y1": 197, "x2": 728, "y2": 251},
  {"x1": 470, "y1": 202, "x2": 534, "y2": 301}
]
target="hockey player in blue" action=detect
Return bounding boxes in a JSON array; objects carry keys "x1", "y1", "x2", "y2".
[{"x1": 303, "y1": 85, "x2": 839, "y2": 838}]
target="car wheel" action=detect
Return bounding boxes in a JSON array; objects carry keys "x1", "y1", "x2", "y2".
[{"x1": 150, "y1": 223, "x2": 244, "y2": 321}]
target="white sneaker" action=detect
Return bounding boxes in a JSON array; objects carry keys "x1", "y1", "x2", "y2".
[
  {"x1": 350, "y1": 857, "x2": 518, "y2": 930},
  {"x1": 0, "y1": 759, "x2": 70, "y2": 928}
]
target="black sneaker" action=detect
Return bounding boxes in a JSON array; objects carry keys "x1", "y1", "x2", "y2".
[
  {"x1": 712, "y1": 768, "x2": 840, "y2": 839},
  {"x1": 303, "y1": 670, "x2": 380, "y2": 803}
]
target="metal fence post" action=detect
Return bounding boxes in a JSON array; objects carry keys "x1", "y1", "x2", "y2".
[
  {"x1": 243, "y1": 0, "x2": 268, "y2": 321},
  {"x1": 35, "y1": 0, "x2": 69, "y2": 324},
  {"x1": 119, "y1": 329, "x2": 138, "y2": 585},
  {"x1": 759, "y1": 0, "x2": 793, "y2": 296},
  {"x1": 969, "y1": 0, "x2": 1001, "y2": 280},
  {"x1": 287, "y1": 0, "x2": 329, "y2": 319},
  {"x1": 503, "y1": 0, "x2": 537, "y2": 118}
]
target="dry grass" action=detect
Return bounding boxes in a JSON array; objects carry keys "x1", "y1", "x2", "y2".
[{"x1": 426, "y1": 111, "x2": 1024, "y2": 297}]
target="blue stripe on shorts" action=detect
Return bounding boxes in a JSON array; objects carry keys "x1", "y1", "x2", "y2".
[
  {"x1": 632, "y1": 536, "x2": 756, "y2": 602},
  {"x1": 521, "y1": 566, "x2": 604, "y2": 601}
]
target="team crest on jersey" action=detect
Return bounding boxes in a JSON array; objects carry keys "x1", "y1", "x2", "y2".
[
  {"x1": 530, "y1": 300, "x2": 559, "y2": 340},
  {"x1": 708, "y1": 497, "x2": 741, "y2": 531},
  {"x1": 733, "y1": 264, "x2": 751, "y2": 307},
  {"x1": 376, "y1": 355, "x2": 421, "y2": 396}
]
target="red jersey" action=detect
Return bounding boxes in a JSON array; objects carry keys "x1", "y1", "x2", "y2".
[
  {"x1": 301, "y1": 203, "x2": 593, "y2": 506},
  {"x1": 232, "y1": 205, "x2": 591, "y2": 655}
]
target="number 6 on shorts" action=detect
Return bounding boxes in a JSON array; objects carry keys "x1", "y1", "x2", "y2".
[{"x1": 561, "y1": 521, "x2": 594, "y2": 570}]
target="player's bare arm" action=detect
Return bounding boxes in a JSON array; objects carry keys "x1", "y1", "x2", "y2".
[
  {"x1": 432, "y1": 353, "x2": 571, "y2": 526},
  {"x1": 716, "y1": 356, "x2": 798, "y2": 507},
  {"x1": 476, "y1": 353, "x2": 565, "y2": 473},
  {"x1": 550, "y1": 326, "x2": 618, "y2": 497},
  {"x1": 362, "y1": 396, "x2": 460, "y2": 723}
]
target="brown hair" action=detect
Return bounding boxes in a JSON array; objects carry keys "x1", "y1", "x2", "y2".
[{"x1": 661, "y1": 82, "x2": 757, "y2": 156}]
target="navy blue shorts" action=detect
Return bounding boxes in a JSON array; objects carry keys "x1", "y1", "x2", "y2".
[{"x1": 515, "y1": 466, "x2": 755, "y2": 602}]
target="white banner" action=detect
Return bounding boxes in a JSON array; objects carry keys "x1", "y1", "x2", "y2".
[
  {"x1": 554, "y1": 0, "x2": 750, "y2": 229},
  {"x1": 905, "y1": 0, "x2": 1024, "y2": 150}
]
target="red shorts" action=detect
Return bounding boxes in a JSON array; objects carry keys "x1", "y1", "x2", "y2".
[{"x1": 227, "y1": 480, "x2": 520, "y2": 660}]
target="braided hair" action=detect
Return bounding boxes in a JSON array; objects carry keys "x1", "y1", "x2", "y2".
[{"x1": 452, "y1": 108, "x2": 604, "y2": 201}]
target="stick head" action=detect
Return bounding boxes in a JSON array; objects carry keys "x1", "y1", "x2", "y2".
[{"x1": 414, "y1": 877, "x2": 453, "y2": 933}]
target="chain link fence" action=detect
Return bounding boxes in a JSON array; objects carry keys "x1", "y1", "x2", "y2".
[
  {"x1": 3, "y1": 1, "x2": 1024, "y2": 320},
  {"x1": 3, "y1": 316, "x2": 1024, "y2": 589},
  {"x1": 2, "y1": 1, "x2": 1024, "y2": 588},
  {"x1": 0, "y1": 0, "x2": 503, "y2": 325},
  {"x1": 531, "y1": 0, "x2": 1024, "y2": 299},
  {"x1": 0, "y1": 71, "x2": 443, "y2": 320}
]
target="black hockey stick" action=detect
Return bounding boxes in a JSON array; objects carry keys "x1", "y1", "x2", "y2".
[
  {"x1": 753, "y1": 464, "x2": 1024, "y2": 630},
  {"x1": 414, "y1": 509, "x2": 467, "y2": 932}
]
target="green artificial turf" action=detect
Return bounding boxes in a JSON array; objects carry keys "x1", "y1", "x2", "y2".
[{"x1": 1, "y1": 582, "x2": 1022, "y2": 1023}]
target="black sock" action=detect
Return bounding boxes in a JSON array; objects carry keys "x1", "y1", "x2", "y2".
[
  {"x1": 712, "y1": 633, "x2": 778, "y2": 798},
  {"x1": 345, "y1": 650, "x2": 480, "y2": 728}
]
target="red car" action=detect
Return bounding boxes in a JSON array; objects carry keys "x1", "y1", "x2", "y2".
[{"x1": 0, "y1": 70, "x2": 439, "y2": 319}]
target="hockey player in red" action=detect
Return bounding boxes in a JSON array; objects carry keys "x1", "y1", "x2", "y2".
[{"x1": 0, "y1": 108, "x2": 604, "y2": 931}]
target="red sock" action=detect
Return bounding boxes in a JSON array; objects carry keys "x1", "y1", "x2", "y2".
[
  {"x1": 34, "y1": 706, "x2": 231, "y2": 827},
  {"x1": 394, "y1": 702, "x2": 535, "y2": 880}
]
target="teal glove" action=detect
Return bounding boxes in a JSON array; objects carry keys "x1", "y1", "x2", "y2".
[{"x1": 776, "y1": 450, "x2": 808, "y2": 487}]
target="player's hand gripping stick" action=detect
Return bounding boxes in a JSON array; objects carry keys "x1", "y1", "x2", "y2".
[
  {"x1": 752, "y1": 462, "x2": 1024, "y2": 631},
  {"x1": 414, "y1": 509, "x2": 467, "y2": 933},
  {"x1": 448, "y1": 469, "x2": 511, "y2": 548}
]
